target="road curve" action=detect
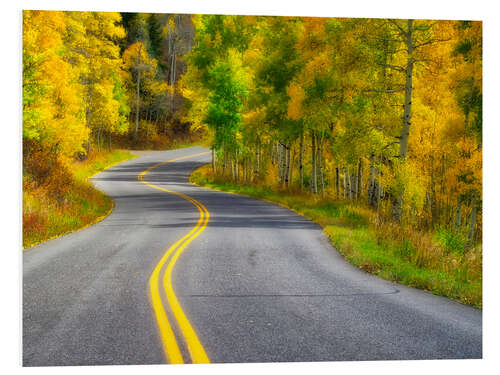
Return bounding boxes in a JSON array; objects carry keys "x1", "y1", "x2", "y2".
[{"x1": 23, "y1": 146, "x2": 482, "y2": 366}]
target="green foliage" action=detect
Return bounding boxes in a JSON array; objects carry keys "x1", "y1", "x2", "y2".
[
  {"x1": 205, "y1": 54, "x2": 248, "y2": 150},
  {"x1": 112, "y1": 72, "x2": 130, "y2": 135},
  {"x1": 121, "y1": 12, "x2": 150, "y2": 48},
  {"x1": 435, "y1": 227, "x2": 468, "y2": 255},
  {"x1": 186, "y1": 15, "x2": 253, "y2": 155},
  {"x1": 147, "y1": 14, "x2": 164, "y2": 63}
]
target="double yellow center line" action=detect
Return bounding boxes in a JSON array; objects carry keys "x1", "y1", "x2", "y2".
[{"x1": 138, "y1": 151, "x2": 211, "y2": 364}]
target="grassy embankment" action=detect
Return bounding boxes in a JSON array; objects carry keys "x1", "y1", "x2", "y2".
[
  {"x1": 23, "y1": 150, "x2": 137, "y2": 249},
  {"x1": 191, "y1": 165, "x2": 482, "y2": 308}
]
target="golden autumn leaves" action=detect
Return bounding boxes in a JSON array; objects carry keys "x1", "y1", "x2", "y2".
[{"x1": 182, "y1": 15, "x2": 481, "y2": 235}]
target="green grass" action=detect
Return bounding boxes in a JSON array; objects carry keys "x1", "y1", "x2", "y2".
[
  {"x1": 23, "y1": 150, "x2": 137, "y2": 249},
  {"x1": 434, "y1": 227, "x2": 468, "y2": 255},
  {"x1": 191, "y1": 165, "x2": 482, "y2": 308}
]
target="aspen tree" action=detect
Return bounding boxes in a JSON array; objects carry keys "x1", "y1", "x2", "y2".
[{"x1": 23, "y1": 10, "x2": 88, "y2": 165}]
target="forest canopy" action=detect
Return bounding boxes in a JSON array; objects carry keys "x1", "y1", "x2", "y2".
[{"x1": 182, "y1": 16, "x2": 482, "y2": 240}]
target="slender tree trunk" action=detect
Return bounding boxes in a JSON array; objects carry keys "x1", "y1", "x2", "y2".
[
  {"x1": 350, "y1": 170, "x2": 354, "y2": 200},
  {"x1": 428, "y1": 155, "x2": 435, "y2": 227},
  {"x1": 393, "y1": 19, "x2": 415, "y2": 223},
  {"x1": 283, "y1": 144, "x2": 287, "y2": 186},
  {"x1": 170, "y1": 51, "x2": 177, "y2": 114},
  {"x1": 343, "y1": 168, "x2": 347, "y2": 199},
  {"x1": 311, "y1": 132, "x2": 317, "y2": 194},
  {"x1": 299, "y1": 131, "x2": 304, "y2": 190},
  {"x1": 285, "y1": 144, "x2": 290, "y2": 187},
  {"x1": 455, "y1": 195, "x2": 462, "y2": 231},
  {"x1": 169, "y1": 26, "x2": 177, "y2": 118},
  {"x1": 135, "y1": 45, "x2": 142, "y2": 137},
  {"x1": 97, "y1": 125, "x2": 103, "y2": 152},
  {"x1": 248, "y1": 157, "x2": 251, "y2": 183},
  {"x1": 223, "y1": 151, "x2": 227, "y2": 176},
  {"x1": 357, "y1": 158, "x2": 363, "y2": 199},
  {"x1": 440, "y1": 154, "x2": 446, "y2": 226},
  {"x1": 391, "y1": 194, "x2": 402, "y2": 224},
  {"x1": 336, "y1": 167, "x2": 340, "y2": 199},
  {"x1": 282, "y1": 144, "x2": 285, "y2": 185},
  {"x1": 212, "y1": 148, "x2": 216, "y2": 174},
  {"x1": 368, "y1": 153, "x2": 375, "y2": 207},
  {"x1": 281, "y1": 145, "x2": 288, "y2": 186},
  {"x1": 230, "y1": 153, "x2": 235, "y2": 180},
  {"x1": 154, "y1": 110, "x2": 160, "y2": 126},
  {"x1": 163, "y1": 113, "x2": 168, "y2": 136},
  {"x1": 281, "y1": 144, "x2": 286, "y2": 186},
  {"x1": 399, "y1": 19, "x2": 414, "y2": 159},
  {"x1": 468, "y1": 193, "x2": 477, "y2": 244},
  {"x1": 257, "y1": 142, "x2": 261, "y2": 174},
  {"x1": 345, "y1": 167, "x2": 352, "y2": 200},
  {"x1": 167, "y1": 20, "x2": 172, "y2": 57},
  {"x1": 351, "y1": 170, "x2": 357, "y2": 200},
  {"x1": 243, "y1": 158, "x2": 247, "y2": 183},
  {"x1": 235, "y1": 150, "x2": 239, "y2": 182},
  {"x1": 277, "y1": 143, "x2": 282, "y2": 184},
  {"x1": 246, "y1": 158, "x2": 249, "y2": 183},
  {"x1": 248, "y1": 157, "x2": 252, "y2": 182},
  {"x1": 318, "y1": 135, "x2": 325, "y2": 198}
]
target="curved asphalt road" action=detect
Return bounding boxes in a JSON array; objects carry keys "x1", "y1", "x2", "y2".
[{"x1": 23, "y1": 146, "x2": 482, "y2": 366}]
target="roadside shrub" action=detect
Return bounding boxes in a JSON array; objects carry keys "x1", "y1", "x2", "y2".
[{"x1": 435, "y1": 227, "x2": 468, "y2": 255}]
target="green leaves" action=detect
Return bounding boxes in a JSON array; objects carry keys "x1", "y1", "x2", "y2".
[{"x1": 185, "y1": 15, "x2": 253, "y2": 153}]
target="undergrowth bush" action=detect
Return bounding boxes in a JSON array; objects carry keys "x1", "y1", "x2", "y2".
[
  {"x1": 23, "y1": 149, "x2": 136, "y2": 248},
  {"x1": 435, "y1": 227, "x2": 468, "y2": 255}
]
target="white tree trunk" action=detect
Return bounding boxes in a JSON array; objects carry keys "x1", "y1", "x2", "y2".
[{"x1": 393, "y1": 19, "x2": 415, "y2": 223}]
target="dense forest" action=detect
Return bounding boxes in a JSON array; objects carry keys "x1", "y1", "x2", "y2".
[
  {"x1": 23, "y1": 12, "x2": 482, "y2": 304},
  {"x1": 183, "y1": 15, "x2": 482, "y2": 241},
  {"x1": 22, "y1": 11, "x2": 483, "y2": 236},
  {"x1": 23, "y1": 11, "x2": 197, "y2": 160}
]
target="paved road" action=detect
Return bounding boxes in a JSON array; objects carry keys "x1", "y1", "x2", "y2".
[{"x1": 23, "y1": 146, "x2": 482, "y2": 366}]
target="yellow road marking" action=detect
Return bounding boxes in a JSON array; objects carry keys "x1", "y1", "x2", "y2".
[
  {"x1": 138, "y1": 151, "x2": 210, "y2": 364},
  {"x1": 163, "y1": 199, "x2": 210, "y2": 364}
]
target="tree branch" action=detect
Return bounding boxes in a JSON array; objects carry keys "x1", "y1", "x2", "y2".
[
  {"x1": 278, "y1": 141, "x2": 290, "y2": 150},
  {"x1": 364, "y1": 87, "x2": 405, "y2": 93},
  {"x1": 382, "y1": 141, "x2": 400, "y2": 150},
  {"x1": 377, "y1": 62, "x2": 406, "y2": 72},
  {"x1": 413, "y1": 37, "x2": 451, "y2": 49}
]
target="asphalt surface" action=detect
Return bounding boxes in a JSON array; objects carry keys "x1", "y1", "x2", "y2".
[{"x1": 23, "y1": 146, "x2": 482, "y2": 366}]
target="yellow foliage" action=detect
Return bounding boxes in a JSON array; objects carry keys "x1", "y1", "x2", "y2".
[
  {"x1": 23, "y1": 10, "x2": 88, "y2": 166},
  {"x1": 287, "y1": 82, "x2": 305, "y2": 120}
]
